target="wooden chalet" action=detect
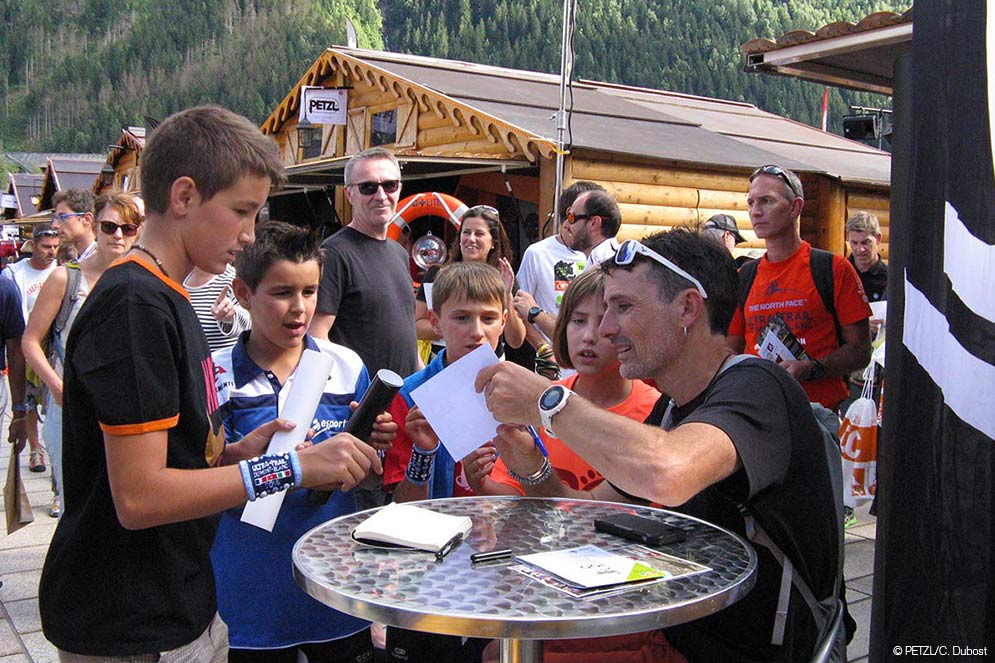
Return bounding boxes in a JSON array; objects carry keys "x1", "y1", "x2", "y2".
[
  {"x1": 37, "y1": 155, "x2": 105, "y2": 211},
  {"x1": 261, "y1": 47, "x2": 891, "y2": 259},
  {"x1": 3, "y1": 172, "x2": 45, "y2": 220},
  {"x1": 96, "y1": 126, "x2": 146, "y2": 195}
]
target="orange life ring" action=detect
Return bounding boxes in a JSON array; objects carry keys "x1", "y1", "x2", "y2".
[{"x1": 387, "y1": 192, "x2": 468, "y2": 243}]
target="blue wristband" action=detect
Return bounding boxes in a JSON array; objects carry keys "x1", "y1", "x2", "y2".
[
  {"x1": 405, "y1": 443, "x2": 439, "y2": 485},
  {"x1": 243, "y1": 453, "x2": 297, "y2": 500},
  {"x1": 239, "y1": 459, "x2": 256, "y2": 501},
  {"x1": 289, "y1": 450, "x2": 303, "y2": 487}
]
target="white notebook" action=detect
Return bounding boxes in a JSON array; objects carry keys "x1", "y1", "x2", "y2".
[{"x1": 351, "y1": 503, "x2": 473, "y2": 553}]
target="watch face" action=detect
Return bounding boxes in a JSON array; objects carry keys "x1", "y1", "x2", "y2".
[{"x1": 540, "y1": 385, "x2": 565, "y2": 410}]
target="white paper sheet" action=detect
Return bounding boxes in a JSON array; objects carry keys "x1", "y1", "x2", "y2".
[
  {"x1": 869, "y1": 300, "x2": 887, "y2": 325},
  {"x1": 240, "y1": 348, "x2": 334, "y2": 532},
  {"x1": 424, "y1": 282, "x2": 434, "y2": 311},
  {"x1": 410, "y1": 344, "x2": 501, "y2": 462}
]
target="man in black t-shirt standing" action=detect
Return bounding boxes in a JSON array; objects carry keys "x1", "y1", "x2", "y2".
[
  {"x1": 310, "y1": 147, "x2": 417, "y2": 379},
  {"x1": 478, "y1": 228, "x2": 839, "y2": 662},
  {"x1": 311, "y1": 147, "x2": 418, "y2": 509}
]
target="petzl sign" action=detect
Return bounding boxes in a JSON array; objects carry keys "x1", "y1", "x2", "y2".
[{"x1": 299, "y1": 87, "x2": 348, "y2": 125}]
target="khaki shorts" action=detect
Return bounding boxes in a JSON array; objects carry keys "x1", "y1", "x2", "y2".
[{"x1": 58, "y1": 613, "x2": 228, "y2": 663}]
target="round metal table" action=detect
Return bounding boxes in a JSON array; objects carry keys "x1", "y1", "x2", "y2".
[{"x1": 293, "y1": 496, "x2": 756, "y2": 663}]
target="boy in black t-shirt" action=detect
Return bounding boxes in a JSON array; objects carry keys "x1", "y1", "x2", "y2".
[{"x1": 38, "y1": 106, "x2": 382, "y2": 661}]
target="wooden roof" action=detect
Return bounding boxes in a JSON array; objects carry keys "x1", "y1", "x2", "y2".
[
  {"x1": 38, "y1": 156, "x2": 105, "y2": 210},
  {"x1": 262, "y1": 49, "x2": 558, "y2": 161},
  {"x1": 264, "y1": 47, "x2": 891, "y2": 187},
  {"x1": 741, "y1": 9, "x2": 913, "y2": 95},
  {"x1": 4, "y1": 172, "x2": 45, "y2": 217}
]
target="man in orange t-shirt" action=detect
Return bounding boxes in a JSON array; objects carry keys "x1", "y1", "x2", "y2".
[{"x1": 728, "y1": 165, "x2": 871, "y2": 410}]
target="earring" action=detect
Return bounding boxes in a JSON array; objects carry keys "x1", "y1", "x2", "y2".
[{"x1": 683, "y1": 326, "x2": 688, "y2": 337}]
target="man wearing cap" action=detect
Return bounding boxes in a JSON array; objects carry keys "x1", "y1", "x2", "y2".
[
  {"x1": 727, "y1": 165, "x2": 871, "y2": 411},
  {"x1": 703, "y1": 213, "x2": 751, "y2": 267},
  {"x1": 51, "y1": 189, "x2": 97, "y2": 262},
  {"x1": 2, "y1": 223, "x2": 59, "y2": 473}
]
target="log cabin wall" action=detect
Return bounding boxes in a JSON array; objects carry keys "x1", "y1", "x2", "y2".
[
  {"x1": 565, "y1": 152, "x2": 885, "y2": 259},
  {"x1": 567, "y1": 151, "x2": 758, "y2": 250}
]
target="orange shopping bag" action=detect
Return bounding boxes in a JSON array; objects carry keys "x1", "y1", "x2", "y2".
[{"x1": 839, "y1": 363, "x2": 878, "y2": 503}]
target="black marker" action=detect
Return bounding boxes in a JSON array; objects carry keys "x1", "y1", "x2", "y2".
[
  {"x1": 435, "y1": 533, "x2": 464, "y2": 560},
  {"x1": 470, "y1": 548, "x2": 513, "y2": 563}
]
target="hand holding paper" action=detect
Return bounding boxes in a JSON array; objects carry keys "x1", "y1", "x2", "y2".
[
  {"x1": 241, "y1": 348, "x2": 334, "y2": 531},
  {"x1": 410, "y1": 344, "x2": 503, "y2": 461}
]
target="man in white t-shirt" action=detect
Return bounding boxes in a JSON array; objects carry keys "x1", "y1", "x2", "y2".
[
  {"x1": 514, "y1": 182, "x2": 597, "y2": 346},
  {"x1": 2, "y1": 223, "x2": 59, "y2": 473}
]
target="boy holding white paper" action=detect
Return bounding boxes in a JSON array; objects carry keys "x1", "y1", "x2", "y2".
[
  {"x1": 382, "y1": 261, "x2": 517, "y2": 663},
  {"x1": 384, "y1": 261, "x2": 518, "y2": 503},
  {"x1": 212, "y1": 221, "x2": 395, "y2": 662},
  {"x1": 39, "y1": 107, "x2": 382, "y2": 662}
]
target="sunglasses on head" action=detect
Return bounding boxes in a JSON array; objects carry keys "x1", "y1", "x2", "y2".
[
  {"x1": 33, "y1": 229, "x2": 59, "y2": 239},
  {"x1": 464, "y1": 205, "x2": 499, "y2": 218},
  {"x1": 613, "y1": 239, "x2": 708, "y2": 299},
  {"x1": 750, "y1": 165, "x2": 800, "y2": 198},
  {"x1": 100, "y1": 220, "x2": 140, "y2": 237},
  {"x1": 351, "y1": 180, "x2": 400, "y2": 196}
]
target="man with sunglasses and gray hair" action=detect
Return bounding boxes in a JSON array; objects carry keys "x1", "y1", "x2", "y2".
[
  {"x1": 727, "y1": 164, "x2": 871, "y2": 412},
  {"x1": 476, "y1": 229, "x2": 841, "y2": 662},
  {"x1": 311, "y1": 147, "x2": 418, "y2": 508}
]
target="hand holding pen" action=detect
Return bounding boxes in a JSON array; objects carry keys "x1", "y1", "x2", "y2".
[{"x1": 491, "y1": 424, "x2": 549, "y2": 479}]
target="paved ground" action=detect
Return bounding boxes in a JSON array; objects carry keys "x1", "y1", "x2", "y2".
[{"x1": 1, "y1": 442, "x2": 879, "y2": 662}]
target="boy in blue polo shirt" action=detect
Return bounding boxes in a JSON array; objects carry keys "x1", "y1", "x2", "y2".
[{"x1": 212, "y1": 221, "x2": 392, "y2": 662}]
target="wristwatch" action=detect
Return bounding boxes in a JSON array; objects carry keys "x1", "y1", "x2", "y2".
[
  {"x1": 538, "y1": 384, "x2": 574, "y2": 437},
  {"x1": 527, "y1": 306, "x2": 543, "y2": 324}
]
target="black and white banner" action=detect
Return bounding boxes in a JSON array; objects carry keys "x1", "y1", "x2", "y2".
[{"x1": 872, "y1": 2, "x2": 995, "y2": 660}]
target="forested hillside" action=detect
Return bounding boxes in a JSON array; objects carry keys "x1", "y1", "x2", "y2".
[{"x1": 0, "y1": 0, "x2": 907, "y2": 153}]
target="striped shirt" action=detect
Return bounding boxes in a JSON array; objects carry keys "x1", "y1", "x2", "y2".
[{"x1": 183, "y1": 264, "x2": 250, "y2": 352}]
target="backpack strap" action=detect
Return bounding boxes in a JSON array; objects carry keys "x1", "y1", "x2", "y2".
[
  {"x1": 50, "y1": 263, "x2": 83, "y2": 364},
  {"x1": 809, "y1": 248, "x2": 844, "y2": 348},
  {"x1": 738, "y1": 257, "x2": 759, "y2": 314},
  {"x1": 714, "y1": 356, "x2": 843, "y2": 647}
]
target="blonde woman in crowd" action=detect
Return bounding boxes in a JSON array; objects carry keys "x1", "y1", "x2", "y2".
[{"x1": 22, "y1": 191, "x2": 142, "y2": 517}]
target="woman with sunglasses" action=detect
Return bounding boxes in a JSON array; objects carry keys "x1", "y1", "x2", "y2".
[
  {"x1": 22, "y1": 191, "x2": 142, "y2": 517},
  {"x1": 414, "y1": 205, "x2": 526, "y2": 354}
]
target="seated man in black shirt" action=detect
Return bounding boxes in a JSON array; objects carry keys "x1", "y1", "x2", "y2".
[{"x1": 477, "y1": 228, "x2": 839, "y2": 663}]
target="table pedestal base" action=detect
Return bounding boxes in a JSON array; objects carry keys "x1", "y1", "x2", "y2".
[{"x1": 500, "y1": 638, "x2": 542, "y2": 663}]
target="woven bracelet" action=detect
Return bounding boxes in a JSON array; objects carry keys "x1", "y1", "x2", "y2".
[{"x1": 239, "y1": 451, "x2": 299, "y2": 501}]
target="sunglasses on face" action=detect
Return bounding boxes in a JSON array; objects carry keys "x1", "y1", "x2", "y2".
[
  {"x1": 351, "y1": 180, "x2": 400, "y2": 196},
  {"x1": 100, "y1": 220, "x2": 140, "y2": 237},
  {"x1": 750, "y1": 165, "x2": 801, "y2": 198},
  {"x1": 566, "y1": 211, "x2": 595, "y2": 225},
  {"x1": 613, "y1": 239, "x2": 708, "y2": 299},
  {"x1": 52, "y1": 212, "x2": 85, "y2": 223}
]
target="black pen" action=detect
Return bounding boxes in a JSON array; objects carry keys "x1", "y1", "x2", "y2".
[
  {"x1": 436, "y1": 533, "x2": 464, "y2": 560},
  {"x1": 470, "y1": 548, "x2": 513, "y2": 563}
]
